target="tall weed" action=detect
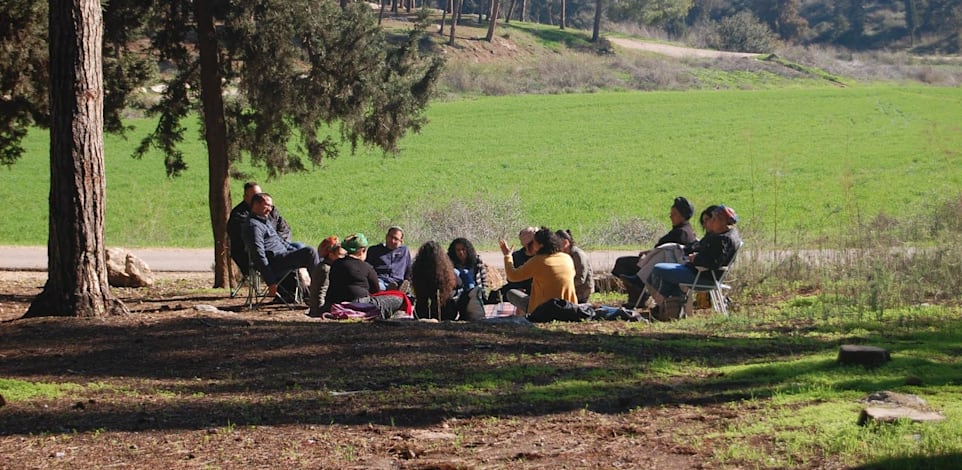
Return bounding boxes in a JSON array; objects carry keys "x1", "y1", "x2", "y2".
[{"x1": 736, "y1": 195, "x2": 962, "y2": 314}]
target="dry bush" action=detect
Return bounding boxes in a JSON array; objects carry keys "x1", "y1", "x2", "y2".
[
  {"x1": 388, "y1": 190, "x2": 523, "y2": 247},
  {"x1": 611, "y1": 55, "x2": 694, "y2": 90},
  {"x1": 776, "y1": 44, "x2": 962, "y2": 85},
  {"x1": 582, "y1": 215, "x2": 659, "y2": 247},
  {"x1": 605, "y1": 21, "x2": 675, "y2": 42}
]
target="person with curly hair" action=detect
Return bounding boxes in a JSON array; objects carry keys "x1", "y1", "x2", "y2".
[
  {"x1": 448, "y1": 237, "x2": 488, "y2": 318},
  {"x1": 499, "y1": 227, "x2": 577, "y2": 315},
  {"x1": 412, "y1": 240, "x2": 458, "y2": 320}
]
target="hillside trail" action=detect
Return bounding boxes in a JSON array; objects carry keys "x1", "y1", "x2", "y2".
[{"x1": 608, "y1": 37, "x2": 760, "y2": 59}]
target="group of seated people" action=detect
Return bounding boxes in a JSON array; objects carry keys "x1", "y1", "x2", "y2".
[
  {"x1": 612, "y1": 196, "x2": 742, "y2": 320},
  {"x1": 227, "y1": 181, "x2": 739, "y2": 321}
]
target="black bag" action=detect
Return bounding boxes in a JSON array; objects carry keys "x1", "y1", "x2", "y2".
[{"x1": 527, "y1": 298, "x2": 595, "y2": 323}]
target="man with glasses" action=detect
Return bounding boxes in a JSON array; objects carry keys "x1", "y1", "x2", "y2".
[
  {"x1": 242, "y1": 193, "x2": 320, "y2": 299},
  {"x1": 227, "y1": 181, "x2": 298, "y2": 274},
  {"x1": 365, "y1": 226, "x2": 413, "y2": 291}
]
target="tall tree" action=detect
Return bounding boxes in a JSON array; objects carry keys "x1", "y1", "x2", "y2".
[
  {"x1": 136, "y1": 1, "x2": 444, "y2": 288},
  {"x1": 193, "y1": 0, "x2": 232, "y2": 289},
  {"x1": 776, "y1": 0, "x2": 808, "y2": 42},
  {"x1": 904, "y1": 0, "x2": 920, "y2": 45},
  {"x1": 486, "y1": 0, "x2": 502, "y2": 40},
  {"x1": 844, "y1": 0, "x2": 866, "y2": 40},
  {"x1": 560, "y1": 0, "x2": 566, "y2": 29},
  {"x1": 25, "y1": 0, "x2": 128, "y2": 318},
  {"x1": 592, "y1": 0, "x2": 603, "y2": 41},
  {"x1": 449, "y1": 0, "x2": 464, "y2": 44}
]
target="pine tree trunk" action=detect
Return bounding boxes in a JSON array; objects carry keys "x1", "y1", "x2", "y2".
[
  {"x1": 592, "y1": 0, "x2": 603, "y2": 42},
  {"x1": 26, "y1": 0, "x2": 128, "y2": 318},
  {"x1": 440, "y1": 0, "x2": 449, "y2": 35},
  {"x1": 449, "y1": 0, "x2": 462, "y2": 45},
  {"x1": 520, "y1": 0, "x2": 527, "y2": 21},
  {"x1": 560, "y1": 0, "x2": 566, "y2": 29},
  {"x1": 505, "y1": 0, "x2": 516, "y2": 23},
  {"x1": 194, "y1": 0, "x2": 232, "y2": 289},
  {"x1": 486, "y1": 0, "x2": 501, "y2": 41}
]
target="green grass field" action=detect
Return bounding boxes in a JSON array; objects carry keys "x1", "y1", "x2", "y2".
[{"x1": 3, "y1": 85, "x2": 961, "y2": 249}]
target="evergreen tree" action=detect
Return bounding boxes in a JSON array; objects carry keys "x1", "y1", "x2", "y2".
[{"x1": 133, "y1": 1, "x2": 444, "y2": 287}]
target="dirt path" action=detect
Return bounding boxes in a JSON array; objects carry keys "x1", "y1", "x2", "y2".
[
  {"x1": 0, "y1": 245, "x2": 638, "y2": 273},
  {"x1": 608, "y1": 37, "x2": 760, "y2": 59}
]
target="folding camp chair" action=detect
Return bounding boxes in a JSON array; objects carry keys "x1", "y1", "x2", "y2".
[
  {"x1": 678, "y1": 241, "x2": 743, "y2": 316},
  {"x1": 230, "y1": 260, "x2": 253, "y2": 298},
  {"x1": 239, "y1": 245, "x2": 303, "y2": 311},
  {"x1": 621, "y1": 243, "x2": 688, "y2": 311}
]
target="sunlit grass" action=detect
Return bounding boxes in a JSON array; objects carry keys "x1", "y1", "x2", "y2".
[{"x1": 4, "y1": 86, "x2": 961, "y2": 250}]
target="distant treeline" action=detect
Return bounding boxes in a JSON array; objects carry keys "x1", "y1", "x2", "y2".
[{"x1": 413, "y1": 0, "x2": 960, "y2": 52}]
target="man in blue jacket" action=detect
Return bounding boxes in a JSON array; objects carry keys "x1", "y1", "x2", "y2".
[
  {"x1": 365, "y1": 226, "x2": 412, "y2": 290},
  {"x1": 242, "y1": 193, "x2": 319, "y2": 298}
]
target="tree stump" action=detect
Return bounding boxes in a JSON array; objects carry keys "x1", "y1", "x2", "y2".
[{"x1": 838, "y1": 345, "x2": 890, "y2": 367}]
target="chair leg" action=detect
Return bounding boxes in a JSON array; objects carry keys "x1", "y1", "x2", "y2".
[
  {"x1": 246, "y1": 270, "x2": 259, "y2": 311},
  {"x1": 230, "y1": 275, "x2": 248, "y2": 298},
  {"x1": 709, "y1": 288, "x2": 728, "y2": 316}
]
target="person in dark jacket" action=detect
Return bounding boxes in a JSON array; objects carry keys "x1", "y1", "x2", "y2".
[
  {"x1": 241, "y1": 193, "x2": 319, "y2": 299},
  {"x1": 227, "y1": 181, "x2": 297, "y2": 274},
  {"x1": 613, "y1": 197, "x2": 698, "y2": 305},
  {"x1": 648, "y1": 205, "x2": 742, "y2": 319},
  {"x1": 325, "y1": 233, "x2": 403, "y2": 317}
]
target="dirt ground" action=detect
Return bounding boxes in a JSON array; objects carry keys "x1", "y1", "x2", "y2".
[{"x1": 0, "y1": 272, "x2": 837, "y2": 469}]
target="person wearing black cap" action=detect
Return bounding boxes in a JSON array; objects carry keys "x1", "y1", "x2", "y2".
[{"x1": 612, "y1": 197, "x2": 698, "y2": 306}]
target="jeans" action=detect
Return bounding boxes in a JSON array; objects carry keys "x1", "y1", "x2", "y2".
[{"x1": 650, "y1": 262, "x2": 697, "y2": 298}]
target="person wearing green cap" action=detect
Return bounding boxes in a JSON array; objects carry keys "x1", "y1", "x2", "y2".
[{"x1": 323, "y1": 233, "x2": 403, "y2": 317}]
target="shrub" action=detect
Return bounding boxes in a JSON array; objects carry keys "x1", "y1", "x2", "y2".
[
  {"x1": 710, "y1": 12, "x2": 778, "y2": 53},
  {"x1": 582, "y1": 215, "x2": 659, "y2": 248},
  {"x1": 388, "y1": 190, "x2": 523, "y2": 247}
]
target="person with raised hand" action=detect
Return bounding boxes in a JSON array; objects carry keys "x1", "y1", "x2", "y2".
[{"x1": 499, "y1": 227, "x2": 577, "y2": 315}]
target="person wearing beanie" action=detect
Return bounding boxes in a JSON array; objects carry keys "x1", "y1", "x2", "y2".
[
  {"x1": 612, "y1": 197, "x2": 699, "y2": 306},
  {"x1": 648, "y1": 205, "x2": 742, "y2": 320},
  {"x1": 307, "y1": 236, "x2": 346, "y2": 318}
]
